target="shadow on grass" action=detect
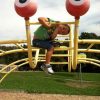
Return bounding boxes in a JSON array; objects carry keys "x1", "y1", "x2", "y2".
[{"x1": 55, "y1": 72, "x2": 76, "y2": 79}]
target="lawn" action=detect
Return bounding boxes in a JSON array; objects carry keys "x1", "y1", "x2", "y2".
[{"x1": 0, "y1": 71, "x2": 100, "y2": 96}]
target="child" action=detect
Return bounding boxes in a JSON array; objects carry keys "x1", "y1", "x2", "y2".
[{"x1": 32, "y1": 17, "x2": 70, "y2": 74}]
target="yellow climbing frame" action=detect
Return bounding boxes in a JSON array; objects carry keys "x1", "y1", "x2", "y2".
[{"x1": 0, "y1": 18, "x2": 100, "y2": 83}]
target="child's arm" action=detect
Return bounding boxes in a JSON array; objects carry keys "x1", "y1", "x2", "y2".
[
  {"x1": 50, "y1": 24, "x2": 62, "y2": 40},
  {"x1": 38, "y1": 17, "x2": 51, "y2": 28}
]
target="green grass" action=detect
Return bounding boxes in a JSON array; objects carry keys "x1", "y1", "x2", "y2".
[{"x1": 0, "y1": 72, "x2": 100, "y2": 96}]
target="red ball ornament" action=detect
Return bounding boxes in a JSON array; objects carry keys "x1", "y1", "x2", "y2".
[
  {"x1": 66, "y1": 0, "x2": 90, "y2": 19},
  {"x1": 14, "y1": 0, "x2": 37, "y2": 18}
]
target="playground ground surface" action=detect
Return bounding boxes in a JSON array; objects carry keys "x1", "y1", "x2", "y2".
[
  {"x1": 0, "y1": 71, "x2": 100, "y2": 100},
  {"x1": 0, "y1": 91, "x2": 100, "y2": 100}
]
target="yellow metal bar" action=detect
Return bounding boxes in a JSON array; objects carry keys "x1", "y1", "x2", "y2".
[
  {"x1": 87, "y1": 43, "x2": 94, "y2": 50},
  {"x1": 55, "y1": 40, "x2": 70, "y2": 42},
  {"x1": 36, "y1": 59, "x2": 69, "y2": 64},
  {"x1": 54, "y1": 46, "x2": 73, "y2": 51},
  {"x1": 0, "y1": 55, "x2": 40, "y2": 74},
  {"x1": 57, "y1": 34, "x2": 69, "y2": 37},
  {"x1": 0, "y1": 49, "x2": 27, "y2": 56},
  {"x1": 78, "y1": 58, "x2": 100, "y2": 63},
  {"x1": 33, "y1": 49, "x2": 40, "y2": 68},
  {"x1": 78, "y1": 39, "x2": 100, "y2": 44},
  {"x1": 0, "y1": 40, "x2": 27, "y2": 44},
  {"x1": 39, "y1": 54, "x2": 71, "y2": 57},
  {"x1": 15, "y1": 43, "x2": 25, "y2": 50},
  {"x1": 25, "y1": 19, "x2": 35, "y2": 68},
  {"x1": 78, "y1": 60, "x2": 100, "y2": 67},
  {"x1": 68, "y1": 25, "x2": 73, "y2": 72},
  {"x1": 72, "y1": 19, "x2": 79, "y2": 70},
  {"x1": 0, "y1": 61, "x2": 28, "y2": 83},
  {"x1": 78, "y1": 49, "x2": 100, "y2": 53},
  {"x1": 0, "y1": 48, "x2": 41, "y2": 57},
  {"x1": 0, "y1": 55, "x2": 70, "y2": 83},
  {"x1": 0, "y1": 50, "x2": 4, "y2": 53},
  {"x1": 0, "y1": 55, "x2": 47, "y2": 83},
  {"x1": 50, "y1": 62, "x2": 68, "y2": 64},
  {"x1": 30, "y1": 21, "x2": 75, "y2": 25},
  {"x1": 68, "y1": 50, "x2": 71, "y2": 72},
  {"x1": 0, "y1": 58, "x2": 28, "y2": 73}
]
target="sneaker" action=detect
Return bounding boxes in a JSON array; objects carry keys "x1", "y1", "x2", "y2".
[
  {"x1": 41, "y1": 64, "x2": 54, "y2": 74},
  {"x1": 41, "y1": 64, "x2": 48, "y2": 74}
]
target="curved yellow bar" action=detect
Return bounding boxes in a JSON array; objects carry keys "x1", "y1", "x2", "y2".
[
  {"x1": 78, "y1": 60, "x2": 100, "y2": 67},
  {"x1": 78, "y1": 58, "x2": 100, "y2": 63}
]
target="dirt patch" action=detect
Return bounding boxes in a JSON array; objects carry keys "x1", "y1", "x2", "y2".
[
  {"x1": 66, "y1": 81, "x2": 98, "y2": 88},
  {"x1": 0, "y1": 92, "x2": 100, "y2": 100}
]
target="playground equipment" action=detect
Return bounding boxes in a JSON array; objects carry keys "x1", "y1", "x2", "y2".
[
  {"x1": 0, "y1": 0, "x2": 100, "y2": 83},
  {"x1": 66, "y1": 0, "x2": 90, "y2": 70}
]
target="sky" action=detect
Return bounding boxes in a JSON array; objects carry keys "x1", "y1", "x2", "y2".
[{"x1": 0, "y1": 0, "x2": 100, "y2": 40}]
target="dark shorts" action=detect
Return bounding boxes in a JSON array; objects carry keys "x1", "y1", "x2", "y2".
[{"x1": 32, "y1": 39, "x2": 53, "y2": 50}]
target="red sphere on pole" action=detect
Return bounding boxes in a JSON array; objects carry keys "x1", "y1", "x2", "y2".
[
  {"x1": 65, "y1": 0, "x2": 90, "y2": 19},
  {"x1": 14, "y1": 0, "x2": 37, "y2": 18}
]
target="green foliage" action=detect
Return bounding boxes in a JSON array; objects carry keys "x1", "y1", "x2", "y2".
[{"x1": 79, "y1": 32, "x2": 99, "y2": 39}]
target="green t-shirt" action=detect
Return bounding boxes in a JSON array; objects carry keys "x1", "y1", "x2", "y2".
[
  {"x1": 34, "y1": 18, "x2": 55, "y2": 40},
  {"x1": 34, "y1": 26, "x2": 50, "y2": 40}
]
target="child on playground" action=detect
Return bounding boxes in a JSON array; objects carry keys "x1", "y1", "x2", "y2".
[{"x1": 32, "y1": 17, "x2": 70, "y2": 74}]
